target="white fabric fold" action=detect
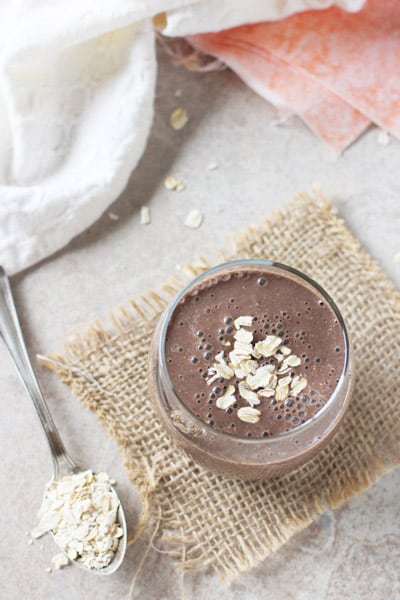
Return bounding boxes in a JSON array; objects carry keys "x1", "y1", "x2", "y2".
[{"x1": 0, "y1": 0, "x2": 365, "y2": 274}]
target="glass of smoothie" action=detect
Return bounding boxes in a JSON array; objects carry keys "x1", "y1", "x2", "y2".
[{"x1": 148, "y1": 260, "x2": 353, "y2": 480}]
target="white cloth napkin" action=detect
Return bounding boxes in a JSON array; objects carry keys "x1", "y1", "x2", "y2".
[{"x1": 0, "y1": 0, "x2": 364, "y2": 274}]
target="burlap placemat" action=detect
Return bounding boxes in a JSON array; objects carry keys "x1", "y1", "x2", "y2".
[{"x1": 42, "y1": 193, "x2": 400, "y2": 583}]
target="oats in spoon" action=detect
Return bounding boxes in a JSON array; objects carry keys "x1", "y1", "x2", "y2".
[{"x1": 34, "y1": 470, "x2": 123, "y2": 571}]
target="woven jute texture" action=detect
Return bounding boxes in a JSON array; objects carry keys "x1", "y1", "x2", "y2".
[{"x1": 42, "y1": 193, "x2": 400, "y2": 583}]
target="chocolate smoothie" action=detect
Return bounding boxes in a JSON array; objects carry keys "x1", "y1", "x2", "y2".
[{"x1": 164, "y1": 268, "x2": 345, "y2": 439}]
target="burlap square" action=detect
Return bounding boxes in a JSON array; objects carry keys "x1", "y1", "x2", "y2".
[{"x1": 42, "y1": 193, "x2": 400, "y2": 582}]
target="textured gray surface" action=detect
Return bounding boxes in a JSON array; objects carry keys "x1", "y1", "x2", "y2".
[{"x1": 1, "y1": 48, "x2": 400, "y2": 599}]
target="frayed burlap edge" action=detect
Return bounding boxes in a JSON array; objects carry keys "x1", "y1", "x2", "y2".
[{"x1": 39, "y1": 191, "x2": 400, "y2": 583}]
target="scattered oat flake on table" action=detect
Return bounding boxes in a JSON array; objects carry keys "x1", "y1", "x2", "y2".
[
  {"x1": 164, "y1": 175, "x2": 185, "y2": 191},
  {"x1": 140, "y1": 206, "x2": 151, "y2": 225},
  {"x1": 377, "y1": 130, "x2": 391, "y2": 146},
  {"x1": 107, "y1": 212, "x2": 119, "y2": 221},
  {"x1": 184, "y1": 209, "x2": 203, "y2": 229},
  {"x1": 174, "y1": 89, "x2": 182, "y2": 97},
  {"x1": 51, "y1": 553, "x2": 70, "y2": 570},
  {"x1": 170, "y1": 107, "x2": 188, "y2": 130},
  {"x1": 207, "y1": 162, "x2": 219, "y2": 171},
  {"x1": 30, "y1": 527, "x2": 46, "y2": 539}
]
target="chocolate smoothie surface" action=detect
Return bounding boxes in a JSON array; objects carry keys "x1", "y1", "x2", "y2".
[{"x1": 164, "y1": 267, "x2": 346, "y2": 438}]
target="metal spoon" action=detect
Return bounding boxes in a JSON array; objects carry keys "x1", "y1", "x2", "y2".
[{"x1": 0, "y1": 266, "x2": 127, "y2": 574}]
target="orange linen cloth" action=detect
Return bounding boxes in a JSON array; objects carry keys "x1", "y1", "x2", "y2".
[{"x1": 189, "y1": 0, "x2": 400, "y2": 151}]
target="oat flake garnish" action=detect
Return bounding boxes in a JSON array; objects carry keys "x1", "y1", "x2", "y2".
[
  {"x1": 238, "y1": 382, "x2": 260, "y2": 406},
  {"x1": 275, "y1": 384, "x2": 289, "y2": 402},
  {"x1": 205, "y1": 314, "x2": 310, "y2": 426},
  {"x1": 246, "y1": 366, "x2": 273, "y2": 390},
  {"x1": 280, "y1": 345, "x2": 291, "y2": 355},
  {"x1": 216, "y1": 385, "x2": 236, "y2": 409},
  {"x1": 284, "y1": 354, "x2": 301, "y2": 367},
  {"x1": 278, "y1": 375, "x2": 292, "y2": 388},
  {"x1": 237, "y1": 406, "x2": 261, "y2": 424},
  {"x1": 254, "y1": 335, "x2": 282, "y2": 357},
  {"x1": 234, "y1": 358, "x2": 258, "y2": 379},
  {"x1": 234, "y1": 316, "x2": 253, "y2": 329},
  {"x1": 214, "y1": 351, "x2": 225, "y2": 363},
  {"x1": 234, "y1": 328, "x2": 253, "y2": 344},
  {"x1": 291, "y1": 378, "x2": 308, "y2": 396},
  {"x1": 258, "y1": 389, "x2": 275, "y2": 398}
]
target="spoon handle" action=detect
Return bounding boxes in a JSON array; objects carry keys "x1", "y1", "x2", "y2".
[{"x1": 0, "y1": 266, "x2": 76, "y2": 477}]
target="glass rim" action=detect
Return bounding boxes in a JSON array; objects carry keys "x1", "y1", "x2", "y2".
[{"x1": 158, "y1": 259, "x2": 350, "y2": 445}]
